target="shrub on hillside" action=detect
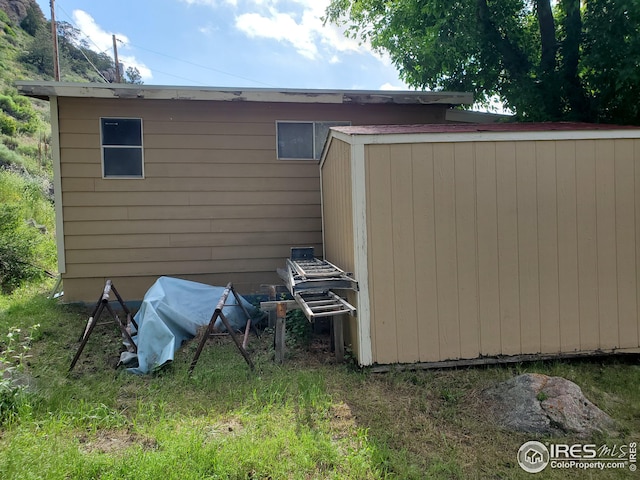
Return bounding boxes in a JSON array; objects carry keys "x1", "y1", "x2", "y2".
[
  {"x1": 0, "y1": 204, "x2": 44, "y2": 294},
  {"x1": 0, "y1": 113, "x2": 17, "y2": 136},
  {"x1": 0, "y1": 94, "x2": 40, "y2": 134}
]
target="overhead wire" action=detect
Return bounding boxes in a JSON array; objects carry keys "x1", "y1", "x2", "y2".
[{"x1": 53, "y1": 0, "x2": 275, "y2": 87}]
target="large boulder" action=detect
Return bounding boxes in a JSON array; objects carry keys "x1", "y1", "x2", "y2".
[
  {"x1": 0, "y1": 0, "x2": 42, "y2": 24},
  {"x1": 483, "y1": 373, "x2": 616, "y2": 438}
]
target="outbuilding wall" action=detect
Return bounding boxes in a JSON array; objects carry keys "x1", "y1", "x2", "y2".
[
  {"x1": 320, "y1": 138, "x2": 359, "y2": 354},
  {"x1": 323, "y1": 133, "x2": 640, "y2": 365},
  {"x1": 57, "y1": 97, "x2": 446, "y2": 302}
]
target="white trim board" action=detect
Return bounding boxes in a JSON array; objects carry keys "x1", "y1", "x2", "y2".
[
  {"x1": 50, "y1": 97, "x2": 65, "y2": 274},
  {"x1": 330, "y1": 128, "x2": 640, "y2": 146}
]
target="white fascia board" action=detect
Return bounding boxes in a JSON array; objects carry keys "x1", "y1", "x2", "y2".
[
  {"x1": 50, "y1": 97, "x2": 65, "y2": 274},
  {"x1": 351, "y1": 142, "x2": 373, "y2": 366},
  {"x1": 338, "y1": 129, "x2": 640, "y2": 146}
]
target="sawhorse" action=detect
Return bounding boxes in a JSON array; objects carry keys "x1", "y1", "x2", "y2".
[
  {"x1": 69, "y1": 280, "x2": 137, "y2": 372},
  {"x1": 188, "y1": 282, "x2": 254, "y2": 375}
]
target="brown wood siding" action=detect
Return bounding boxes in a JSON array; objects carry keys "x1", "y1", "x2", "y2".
[
  {"x1": 320, "y1": 139, "x2": 358, "y2": 354},
  {"x1": 364, "y1": 139, "x2": 640, "y2": 364},
  {"x1": 58, "y1": 97, "x2": 445, "y2": 302}
]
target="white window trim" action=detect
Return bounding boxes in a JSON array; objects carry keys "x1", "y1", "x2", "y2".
[
  {"x1": 276, "y1": 120, "x2": 351, "y2": 161},
  {"x1": 100, "y1": 117, "x2": 145, "y2": 179}
]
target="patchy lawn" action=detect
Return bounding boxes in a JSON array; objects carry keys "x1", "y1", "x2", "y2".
[{"x1": 1, "y1": 284, "x2": 639, "y2": 479}]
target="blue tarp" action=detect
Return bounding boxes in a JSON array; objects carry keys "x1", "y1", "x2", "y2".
[{"x1": 122, "y1": 276, "x2": 258, "y2": 374}]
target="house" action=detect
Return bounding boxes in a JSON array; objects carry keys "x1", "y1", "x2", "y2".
[
  {"x1": 321, "y1": 123, "x2": 640, "y2": 367},
  {"x1": 16, "y1": 81, "x2": 472, "y2": 302}
]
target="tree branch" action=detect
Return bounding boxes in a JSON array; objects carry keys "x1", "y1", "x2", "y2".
[
  {"x1": 536, "y1": 0, "x2": 557, "y2": 75},
  {"x1": 476, "y1": 0, "x2": 531, "y2": 78}
]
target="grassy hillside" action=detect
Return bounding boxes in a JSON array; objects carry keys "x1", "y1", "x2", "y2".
[
  {"x1": 0, "y1": 5, "x2": 56, "y2": 293},
  {"x1": 0, "y1": 1, "x2": 120, "y2": 293}
]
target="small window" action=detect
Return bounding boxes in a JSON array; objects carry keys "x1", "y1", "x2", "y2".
[
  {"x1": 100, "y1": 118, "x2": 144, "y2": 178},
  {"x1": 277, "y1": 121, "x2": 350, "y2": 160}
]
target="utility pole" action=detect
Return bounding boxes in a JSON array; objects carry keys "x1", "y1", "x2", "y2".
[
  {"x1": 112, "y1": 35, "x2": 121, "y2": 83},
  {"x1": 50, "y1": 0, "x2": 60, "y2": 81}
]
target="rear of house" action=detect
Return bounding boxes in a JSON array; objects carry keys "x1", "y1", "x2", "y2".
[
  {"x1": 17, "y1": 82, "x2": 471, "y2": 302},
  {"x1": 321, "y1": 123, "x2": 640, "y2": 367}
]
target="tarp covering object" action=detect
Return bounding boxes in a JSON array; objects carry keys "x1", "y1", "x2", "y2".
[{"x1": 122, "y1": 276, "x2": 259, "y2": 374}]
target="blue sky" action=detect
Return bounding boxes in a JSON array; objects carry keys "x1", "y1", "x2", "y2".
[{"x1": 34, "y1": 0, "x2": 411, "y2": 90}]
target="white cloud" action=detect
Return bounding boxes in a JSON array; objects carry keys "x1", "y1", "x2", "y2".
[
  {"x1": 72, "y1": 10, "x2": 153, "y2": 81},
  {"x1": 379, "y1": 82, "x2": 414, "y2": 91},
  {"x1": 228, "y1": 1, "x2": 375, "y2": 61},
  {"x1": 235, "y1": 11, "x2": 318, "y2": 59},
  {"x1": 73, "y1": 10, "x2": 128, "y2": 53}
]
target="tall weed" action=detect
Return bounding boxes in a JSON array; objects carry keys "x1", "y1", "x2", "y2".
[{"x1": 0, "y1": 171, "x2": 56, "y2": 293}]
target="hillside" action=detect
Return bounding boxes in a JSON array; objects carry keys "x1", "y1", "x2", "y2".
[{"x1": 0, "y1": 0, "x2": 118, "y2": 293}]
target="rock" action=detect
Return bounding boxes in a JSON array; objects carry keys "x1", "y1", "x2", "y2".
[
  {"x1": 0, "y1": 0, "x2": 41, "y2": 24},
  {"x1": 483, "y1": 373, "x2": 616, "y2": 438}
]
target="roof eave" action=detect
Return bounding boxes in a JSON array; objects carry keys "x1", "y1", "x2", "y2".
[{"x1": 15, "y1": 81, "x2": 473, "y2": 106}]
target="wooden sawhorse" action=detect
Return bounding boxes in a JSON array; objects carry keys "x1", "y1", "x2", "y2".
[{"x1": 69, "y1": 280, "x2": 137, "y2": 372}]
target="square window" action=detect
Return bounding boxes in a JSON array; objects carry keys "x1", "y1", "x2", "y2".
[
  {"x1": 100, "y1": 118, "x2": 144, "y2": 178},
  {"x1": 277, "y1": 122, "x2": 314, "y2": 159},
  {"x1": 276, "y1": 121, "x2": 350, "y2": 160}
]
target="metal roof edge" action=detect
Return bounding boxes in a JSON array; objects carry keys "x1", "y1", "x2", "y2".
[{"x1": 15, "y1": 81, "x2": 473, "y2": 105}]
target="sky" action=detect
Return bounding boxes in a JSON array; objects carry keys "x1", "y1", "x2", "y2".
[{"x1": 34, "y1": 0, "x2": 412, "y2": 91}]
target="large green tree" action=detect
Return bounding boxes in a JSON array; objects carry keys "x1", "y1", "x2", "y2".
[{"x1": 326, "y1": 0, "x2": 640, "y2": 123}]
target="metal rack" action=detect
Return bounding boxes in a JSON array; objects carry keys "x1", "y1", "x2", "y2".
[{"x1": 280, "y1": 247, "x2": 358, "y2": 321}]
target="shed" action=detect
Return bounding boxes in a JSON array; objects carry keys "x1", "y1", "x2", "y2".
[
  {"x1": 16, "y1": 81, "x2": 472, "y2": 302},
  {"x1": 320, "y1": 123, "x2": 640, "y2": 367}
]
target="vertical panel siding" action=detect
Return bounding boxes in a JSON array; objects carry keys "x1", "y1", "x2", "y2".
[
  {"x1": 475, "y1": 143, "x2": 501, "y2": 355},
  {"x1": 58, "y1": 98, "x2": 445, "y2": 301},
  {"x1": 614, "y1": 140, "x2": 638, "y2": 348},
  {"x1": 536, "y1": 142, "x2": 561, "y2": 353},
  {"x1": 411, "y1": 144, "x2": 441, "y2": 361},
  {"x1": 390, "y1": 144, "x2": 420, "y2": 363},
  {"x1": 495, "y1": 142, "x2": 521, "y2": 356},
  {"x1": 359, "y1": 137, "x2": 640, "y2": 365},
  {"x1": 575, "y1": 140, "x2": 600, "y2": 350},
  {"x1": 366, "y1": 145, "x2": 398, "y2": 363},
  {"x1": 454, "y1": 143, "x2": 480, "y2": 358},
  {"x1": 515, "y1": 142, "x2": 541, "y2": 354},
  {"x1": 595, "y1": 140, "x2": 620, "y2": 348},
  {"x1": 320, "y1": 138, "x2": 357, "y2": 354},
  {"x1": 321, "y1": 139, "x2": 354, "y2": 272},
  {"x1": 556, "y1": 141, "x2": 580, "y2": 351}
]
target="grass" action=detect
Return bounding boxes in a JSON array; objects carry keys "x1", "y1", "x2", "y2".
[{"x1": 0, "y1": 283, "x2": 639, "y2": 479}]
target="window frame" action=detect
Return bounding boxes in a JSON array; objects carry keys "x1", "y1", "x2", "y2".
[
  {"x1": 276, "y1": 120, "x2": 351, "y2": 160},
  {"x1": 100, "y1": 117, "x2": 145, "y2": 179}
]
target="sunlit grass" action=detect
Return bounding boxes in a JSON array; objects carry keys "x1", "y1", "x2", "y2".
[{"x1": 1, "y1": 284, "x2": 639, "y2": 479}]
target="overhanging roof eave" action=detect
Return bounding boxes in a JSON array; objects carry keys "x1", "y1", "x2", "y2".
[{"x1": 14, "y1": 81, "x2": 473, "y2": 106}]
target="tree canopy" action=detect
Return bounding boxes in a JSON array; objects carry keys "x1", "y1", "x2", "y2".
[{"x1": 326, "y1": 0, "x2": 640, "y2": 124}]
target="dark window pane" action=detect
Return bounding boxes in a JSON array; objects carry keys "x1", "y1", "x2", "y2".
[
  {"x1": 103, "y1": 148, "x2": 143, "y2": 177},
  {"x1": 101, "y1": 118, "x2": 142, "y2": 146},
  {"x1": 277, "y1": 122, "x2": 314, "y2": 159},
  {"x1": 314, "y1": 122, "x2": 350, "y2": 159}
]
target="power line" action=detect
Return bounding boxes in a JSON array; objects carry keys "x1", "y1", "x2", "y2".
[
  {"x1": 53, "y1": 0, "x2": 276, "y2": 88},
  {"x1": 55, "y1": 2, "x2": 110, "y2": 59},
  {"x1": 125, "y1": 42, "x2": 277, "y2": 87}
]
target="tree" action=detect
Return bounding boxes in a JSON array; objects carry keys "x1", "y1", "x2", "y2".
[
  {"x1": 326, "y1": 0, "x2": 640, "y2": 123},
  {"x1": 124, "y1": 66, "x2": 143, "y2": 85},
  {"x1": 20, "y1": 2, "x2": 44, "y2": 36}
]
